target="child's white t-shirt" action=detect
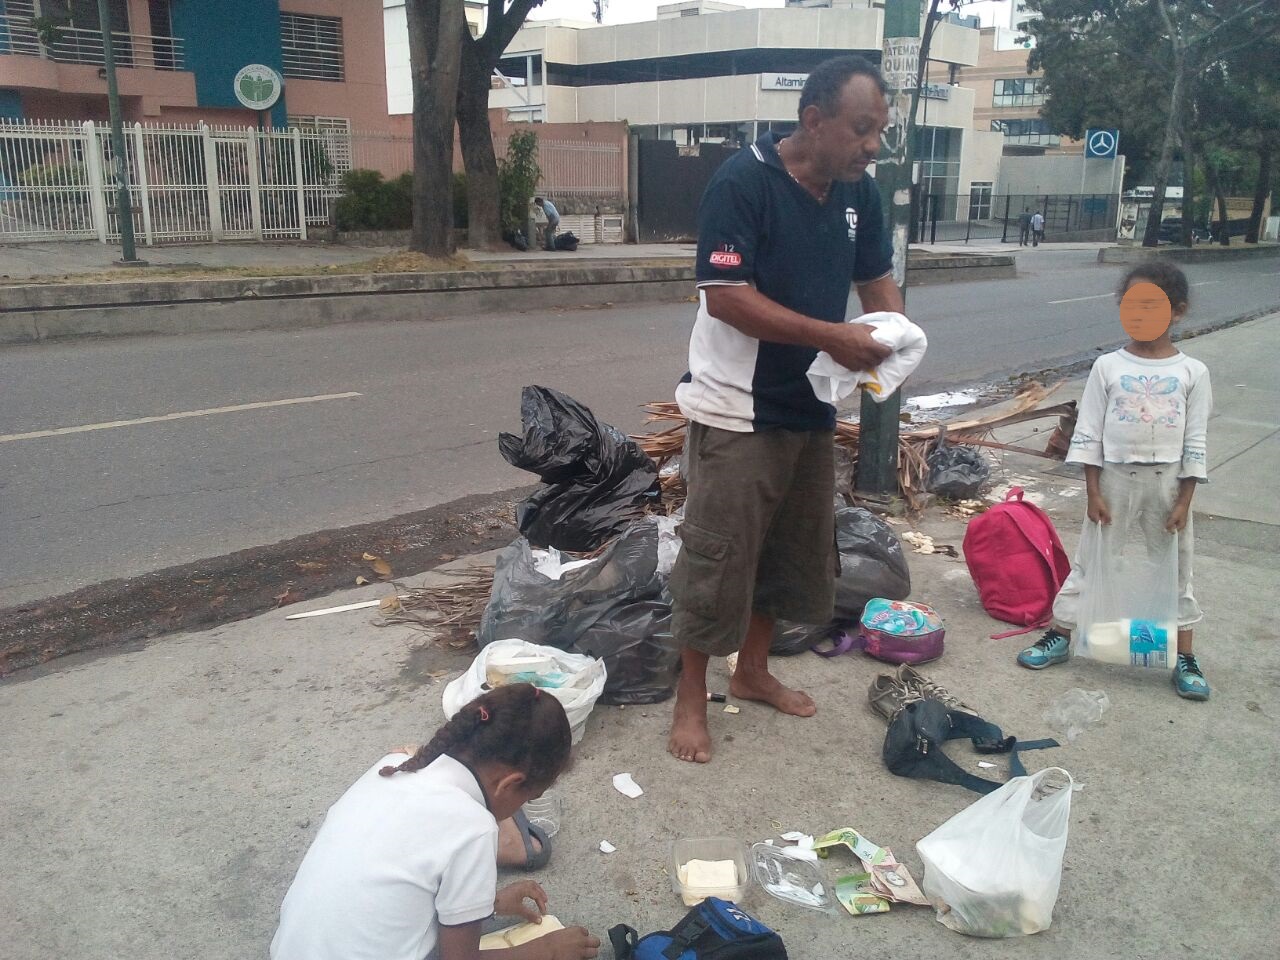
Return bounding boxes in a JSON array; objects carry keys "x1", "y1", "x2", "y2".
[
  {"x1": 1067, "y1": 347, "x2": 1212, "y2": 480},
  {"x1": 271, "y1": 753, "x2": 498, "y2": 960}
]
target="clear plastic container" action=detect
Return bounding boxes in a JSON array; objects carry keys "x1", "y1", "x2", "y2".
[
  {"x1": 670, "y1": 837, "x2": 750, "y2": 906},
  {"x1": 751, "y1": 843, "x2": 833, "y2": 912},
  {"x1": 522, "y1": 791, "x2": 562, "y2": 839}
]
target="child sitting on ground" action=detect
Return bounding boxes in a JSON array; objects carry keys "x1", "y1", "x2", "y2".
[
  {"x1": 1017, "y1": 261, "x2": 1212, "y2": 700},
  {"x1": 271, "y1": 684, "x2": 601, "y2": 960}
]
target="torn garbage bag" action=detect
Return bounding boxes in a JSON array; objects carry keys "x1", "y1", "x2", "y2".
[
  {"x1": 499, "y1": 385, "x2": 661, "y2": 552},
  {"x1": 478, "y1": 522, "x2": 663, "y2": 650},
  {"x1": 925, "y1": 427, "x2": 990, "y2": 500},
  {"x1": 573, "y1": 594, "x2": 680, "y2": 705},
  {"x1": 771, "y1": 506, "x2": 911, "y2": 653}
]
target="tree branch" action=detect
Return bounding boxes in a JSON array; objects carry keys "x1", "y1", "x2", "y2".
[{"x1": 480, "y1": 0, "x2": 542, "y2": 59}]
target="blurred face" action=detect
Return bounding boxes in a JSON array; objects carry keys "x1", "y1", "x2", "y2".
[
  {"x1": 1119, "y1": 281, "x2": 1175, "y2": 341},
  {"x1": 806, "y1": 74, "x2": 888, "y2": 182}
]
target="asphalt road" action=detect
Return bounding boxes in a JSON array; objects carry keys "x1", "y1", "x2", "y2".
[{"x1": 1, "y1": 248, "x2": 1276, "y2": 607}]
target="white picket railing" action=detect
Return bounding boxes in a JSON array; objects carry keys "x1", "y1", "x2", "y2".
[
  {"x1": 0, "y1": 119, "x2": 627, "y2": 244},
  {"x1": 0, "y1": 119, "x2": 344, "y2": 244}
]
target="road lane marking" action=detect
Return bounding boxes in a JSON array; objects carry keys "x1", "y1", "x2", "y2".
[
  {"x1": 1047, "y1": 293, "x2": 1112, "y2": 304},
  {"x1": 0, "y1": 392, "x2": 362, "y2": 444},
  {"x1": 1192, "y1": 280, "x2": 1223, "y2": 285}
]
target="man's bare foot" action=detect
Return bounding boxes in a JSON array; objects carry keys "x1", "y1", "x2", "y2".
[
  {"x1": 730, "y1": 669, "x2": 816, "y2": 717},
  {"x1": 668, "y1": 688, "x2": 712, "y2": 764}
]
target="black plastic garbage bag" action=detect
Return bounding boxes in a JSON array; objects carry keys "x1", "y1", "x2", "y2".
[
  {"x1": 478, "y1": 522, "x2": 664, "y2": 651},
  {"x1": 500, "y1": 386, "x2": 660, "y2": 552},
  {"x1": 926, "y1": 429, "x2": 990, "y2": 500},
  {"x1": 574, "y1": 594, "x2": 680, "y2": 704},
  {"x1": 770, "y1": 506, "x2": 911, "y2": 653}
]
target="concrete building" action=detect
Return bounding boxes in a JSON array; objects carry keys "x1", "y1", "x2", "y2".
[
  {"x1": 383, "y1": 0, "x2": 1005, "y2": 208},
  {"x1": 0, "y1": 0, "x2": 392, "y2": 132},
  {"x1": 959, "y1": 25, "x2": 1079, "y2": 157}
]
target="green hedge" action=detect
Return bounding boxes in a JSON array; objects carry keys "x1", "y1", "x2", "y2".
[{"x1": 334, "y1": 168, "x2": 470, "y2": 232}]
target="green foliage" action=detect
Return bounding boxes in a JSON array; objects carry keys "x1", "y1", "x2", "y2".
[
  {"x1": 334, "y1": 169, "x2": 413, "y2": 231},
  {"x1": 452, "y1": 172, "x2": 468, "y2": 229},
  {"x1": 497, "y1": 129, "x2": 541, "y2": 234},
  {"x1": 19, "y1": 161, "x2": 87, "y2": 187}
]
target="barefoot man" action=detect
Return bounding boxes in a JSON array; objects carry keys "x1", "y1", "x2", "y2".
[{"x1": 668, "y1": 56, "x2": 905, "y2": 763}]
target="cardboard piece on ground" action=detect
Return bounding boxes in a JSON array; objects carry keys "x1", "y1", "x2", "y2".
[{"x1": 479, "y1": 915, "x2": 565, "y2": 950}]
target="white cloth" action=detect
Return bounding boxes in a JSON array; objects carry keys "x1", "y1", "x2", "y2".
[
  {"x1": 271, "y1": 754, "x2": 498, "y2": 960},
  {"x1": 805, "y1": 311, "x2": 928, "y2": 404},
  {"x1": 1031, "y1": 213, "x2": 1045, "y2": 231},
  {"x1": 1053, "y1": 464, "x2": 1202, "y2": 629},
  {"x1": 1067, "y1": 348, "x2": 1212, "y2": 481}
]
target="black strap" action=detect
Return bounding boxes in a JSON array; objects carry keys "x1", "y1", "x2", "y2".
[
  {"x1": 662, "y1": 912, "x2": 711, "y2": 960},
  {"x1": 941, "y1": 710, "x2": 1060, "y2": 794},
  {"x1": 608, "y1": 924, "x2": 639, "y2": 960}
]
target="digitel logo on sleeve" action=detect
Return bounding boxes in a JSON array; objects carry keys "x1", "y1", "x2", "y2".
[{"x1": 709, "y1": 246, "x2": 743, "y2": 268}]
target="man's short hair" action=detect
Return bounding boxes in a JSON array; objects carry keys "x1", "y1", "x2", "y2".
[
  {"x1": 798, "y1": 56, "x2": 887, "y2": 122},
  {"x1": 534, "y1": 197, "x2": 545, "y2": 205}
]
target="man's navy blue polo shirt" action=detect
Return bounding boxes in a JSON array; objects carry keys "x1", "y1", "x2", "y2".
[{"x1": 675, "y1": 132, "x2": 894, "y2": 433}]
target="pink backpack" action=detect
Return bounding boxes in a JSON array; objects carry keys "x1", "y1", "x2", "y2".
[{"x1": 963, "y1": 487, "x2": 1071, "y2": 637}]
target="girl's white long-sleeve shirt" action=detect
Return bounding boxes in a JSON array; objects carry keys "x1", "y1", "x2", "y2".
[{"x1": 1066, "y1": 347, "x2": 1212, "y2": 481}]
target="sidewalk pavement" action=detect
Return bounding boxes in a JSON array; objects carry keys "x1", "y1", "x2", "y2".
[
  {"x1": 0, "y1": 240, "x2": 698, "y2": 281},
  {"x1": 1, "y1": 315, "x2": 1276, "y2": 960}
]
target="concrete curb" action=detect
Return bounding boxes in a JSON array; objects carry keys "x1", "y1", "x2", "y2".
[
  {"x1": 0, "y1": 253, "x2": 1016, "y2": 345},
  {"x1": 1098, "y1": 243, "x2": 1280, "y2": 264}
]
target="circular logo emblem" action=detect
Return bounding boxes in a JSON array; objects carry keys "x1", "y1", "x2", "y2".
[
  {"x1": 1088, "y1": 130, "x2": 1116, "y2": 156},
  {"x1": 234, "y1": 64, "x2": 283, "y2": 111}
]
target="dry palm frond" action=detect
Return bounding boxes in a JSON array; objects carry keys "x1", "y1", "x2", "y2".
[
  {"x1": 376, "y1": 569, "x2": 494, "y2": 646},
  {"x1": 634, "y1": 384, "x2": 1072, "y2": 514}
]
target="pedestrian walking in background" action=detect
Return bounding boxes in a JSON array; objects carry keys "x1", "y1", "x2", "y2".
[
  {"x1": 1031, "y1": 210, "x2": 1045, "y2": 246},
  {"x1": 1018, "y1": 207, "x2": 1032, "y2": 246}
]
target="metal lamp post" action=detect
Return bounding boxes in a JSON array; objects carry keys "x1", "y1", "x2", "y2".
[
  {"x1": 856, "y1": 0, "x2": 922, "y2": 496},
  {"x1": 98, "y1": 0, "x2": 142, "y2": 263}
]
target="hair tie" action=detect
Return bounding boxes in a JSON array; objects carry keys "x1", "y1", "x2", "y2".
[{"x1": 478, "y1": 706, "x2": 490, "y2": 722}]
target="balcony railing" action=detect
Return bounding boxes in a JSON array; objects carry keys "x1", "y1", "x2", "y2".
[{"x1": 0, "y1": 14, "x2": 185, "y2": 71}]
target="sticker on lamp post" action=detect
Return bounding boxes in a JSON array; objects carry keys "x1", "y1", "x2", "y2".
[{"x1": 234, "y1": 64, "x2": 283, "y2": 111}]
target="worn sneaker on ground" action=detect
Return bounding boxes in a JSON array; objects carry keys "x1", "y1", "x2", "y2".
[
  {"x1": 1173, "y1": 653, "x2": 1210, "y2": 701},
  {"x1": 895, "y1": 664, "x2": 976, "y2": 715},
  {"x1": 1016, "y1": 629, "x2": 1070, "y2": 669}
]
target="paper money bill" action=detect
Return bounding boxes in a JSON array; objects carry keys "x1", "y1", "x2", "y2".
[
  {"x1": 869, "y1": 852, "x2": 929, "y2": 907},
  {"x1": 835, "y1": 873, "x2": 891, "y2": 916},
  {"x1": 812, "y1": 828, "x2": 889, "y2": 866}
]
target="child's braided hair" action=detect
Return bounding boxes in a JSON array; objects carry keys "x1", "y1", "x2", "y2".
[{"x1": 378, "y1": 683, "x2": 571, "y2": 792}]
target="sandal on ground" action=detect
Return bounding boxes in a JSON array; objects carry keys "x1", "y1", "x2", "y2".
[{"x1": 511, "y1": 808, "x2": 552, "y2": 871}]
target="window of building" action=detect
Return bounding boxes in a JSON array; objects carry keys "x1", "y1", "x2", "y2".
[
  {"x1": 280, "y1": 12, "x2": 344, "y2": 82},
  {"x1": 543, "y1": 47, "x2": 875, "y2": 87},
  {"x1": 991, "y1": 117, "x2": 1060, "y2": 145},
  {"x1": 992, "y1": 77, "x2": 1046, "y2": 107},
  {"x1": 968, "y1": 181, "x2": 993, "y2": 220},
  {"x1": 914, "y1": 126, "x2": 961, "y2": 201},
  {"x1": 496, "y1": 53, "x2": 543, "y2": 87}
]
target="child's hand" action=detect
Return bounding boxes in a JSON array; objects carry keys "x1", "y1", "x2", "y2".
[
  {"x1": 539, "y1": 927, "x2": 601, "y2": 959},
  {"x1": 1087, "y1": 494, "x2": 1112, "y2": 526},
  {"x1": 495, "y1": 879, "x2": 548, "y2": 923},
  {"x1": 1165, "y1": 501, "x2": 1191, "y2": 533}
]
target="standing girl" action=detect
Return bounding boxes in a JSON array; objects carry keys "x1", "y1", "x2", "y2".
[
  {"x1": 1017, "y1": 261, "x2": 1212, "y2": 700},
  {"x1": 272, "y1": 684, "x2": 601, "y2": 960}
]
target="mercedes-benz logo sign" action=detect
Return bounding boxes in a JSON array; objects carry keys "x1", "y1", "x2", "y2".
[{"x1": 1089, "y1": 130, "x2": 1116, "y2": 156}]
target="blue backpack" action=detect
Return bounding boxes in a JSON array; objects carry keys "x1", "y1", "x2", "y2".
[{"x1": 608, "y1": 898, "x2": 787, "y2": 960}]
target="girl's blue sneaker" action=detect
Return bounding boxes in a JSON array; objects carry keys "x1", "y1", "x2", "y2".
[
  {"x1": 1017, "y1": 629, "x2": 1070, "y2": 669},
  {"x1": 1173, "y1": 653, "x2": 1210, "y2": 701}
]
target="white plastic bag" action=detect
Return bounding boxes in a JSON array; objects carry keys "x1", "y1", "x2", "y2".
[
  {"x1": 1075, "y1": 469, "x2": 1178, "y2": 669},
  {"x1": 806, "y1": 312, "x2": 928, "y2": 404},
  {"x1": 442, "y1": 639, "x2": 607, "y2": 745},
  {"x1": 917, "y1": 767, "x2": 1073, "y2": 938}
]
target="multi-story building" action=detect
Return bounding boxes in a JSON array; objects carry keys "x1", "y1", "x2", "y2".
[
  {"x1": 383, "y1": 0, "x2": 1005, "y2": 206},
  {"x1": 960, "y1": 25, "x2": 1079, "y2": 156},
  {"x1": 0, "y1": 0, "x2": 392, "y2": 132}
]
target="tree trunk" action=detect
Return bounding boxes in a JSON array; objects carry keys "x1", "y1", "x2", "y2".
[
  {"x1": 1142, "y1": 57, "x2": 1185, "y2": 247},
  {"x1": 1180, "y1": 127, "x2": 1196, "y2": 247},
  {"x1": 458, "y1": 43, "x2": 502, "y2": 250},
  {"x1": 1214, "y1": 175, "x2": 1230, "y2": 246},
  {"x1": 1245, "y1": 143, "x2": 1272, "y2": 244},
  {"x1": 406, "y1": 0, "x2": 465, "y2": 257}
]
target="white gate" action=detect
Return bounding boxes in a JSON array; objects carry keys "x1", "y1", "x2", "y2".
[{"x1": 0, "y1": 119, "x2": 335, "y2": 244}]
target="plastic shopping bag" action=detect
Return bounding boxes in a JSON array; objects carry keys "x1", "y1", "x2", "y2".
[
  {"x1": 916, "y1": 767, "x2": 1073, "y2": 938},
  {"x1": 443, "y1": 639, "x2": 607, "y2": 744},
  {"x1": 1074, "y1": 470, "x2": 1179, "y2": 669}
]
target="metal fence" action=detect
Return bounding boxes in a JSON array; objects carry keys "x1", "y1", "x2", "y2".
[
  {"x1": 0, "y1": 119, "x2": 626, "y2": 244},
  {"x1": 914, "y1": 192, "x2": 1121, "y2": 244},
  {"x1": 0, "y1": 119, "x2": 351, "y2": 244}
]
